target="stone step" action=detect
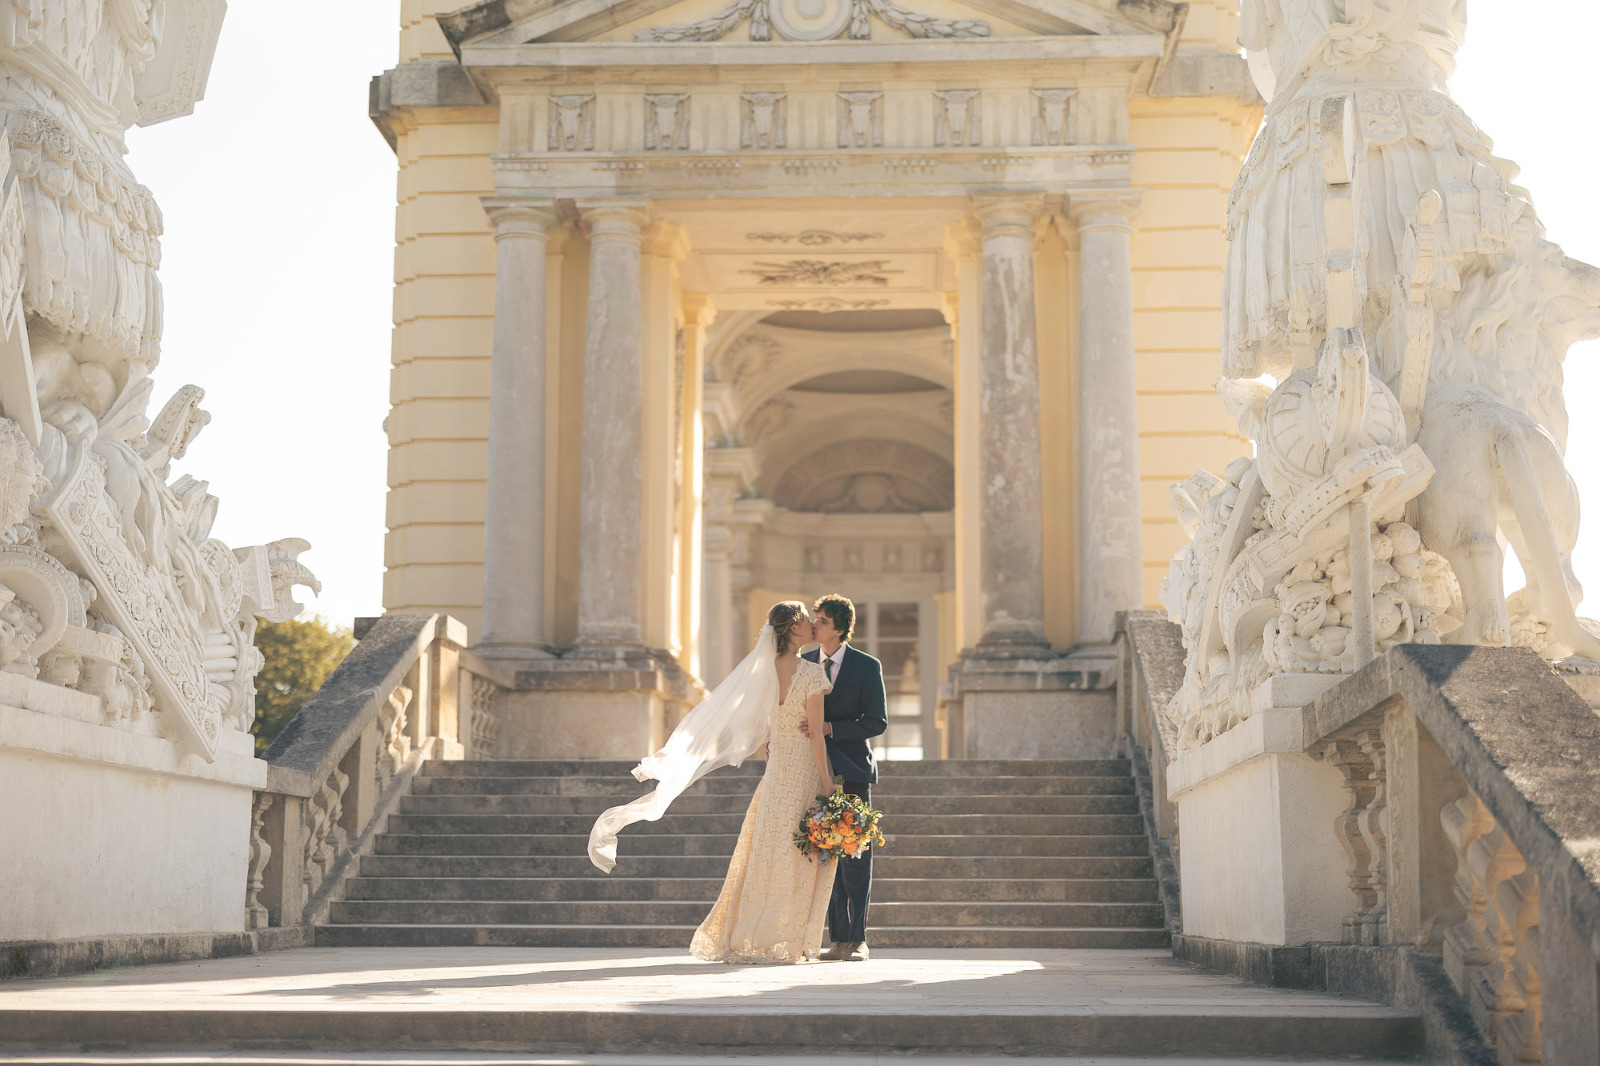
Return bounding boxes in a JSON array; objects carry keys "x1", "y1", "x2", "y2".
[
  {"x1": 342, "y1": 875, "x2": 1161, "y2": 903},
  {"x1": 355, "y1": 852, "x2": 1157, "y2": 880},
  {"x1": 327, "y1": 898, "x2": 1165, "y2": 928},
  {"x1": 410, "y1": 773, "x2": 1137, "y2": 797},
  {"x1": 311, "y1": 924, "x2": 1175, "y2": 950},
  {"x1": 373, "y1": 833, "x2": 1152, "y2": 857},
  {"x1": 398, "y1": 792, "x2": 1141, "y2": 816},
  {"x1": 381, "y1": 812, "x2": 1147, "y2": 837},
  {"x1": 421, "y1": 759, "x2": 1131, "y2": 778}
]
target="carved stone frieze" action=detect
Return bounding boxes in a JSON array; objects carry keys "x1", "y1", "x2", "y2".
[
  {"x1": 766, "y1": 297, "x2": 889, "y2": 312},
  {"x1": 742, "y1": 259, "x2": 900, "y2": 286},
  {"x1": 934, "y1": 90, "x2": 980, "y2": 147},
  {"x1": 740, "y1": 92, "x2": 786, "y2": 148},
  {"x1": 644, "y1": 93, "x2": 690, "y2": 150},
  {"x1": 548, "y1": 95, "x2": 595, "y2": 151},
  {"x1": 636, "y1": 0, "x2": 986, "y2": 42},
  {"x1": 1031, "y1": 88, "x2": 1076, "y2": 146},
  {"x1": 747, "y1": 230, "x2": 883, "y2": 246},
  {"x1": 837, "y1": 91, "x2": 883, "y2": 148}
]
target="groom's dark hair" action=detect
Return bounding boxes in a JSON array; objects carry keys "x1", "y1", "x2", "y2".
[{"x1": 813, "y1": 594, "x2": 855, "y2": 642}]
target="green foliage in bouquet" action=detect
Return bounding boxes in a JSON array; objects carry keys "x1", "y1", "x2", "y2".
[{"x1": 794, "y1": 787, "x2": 885, "y2": 864}]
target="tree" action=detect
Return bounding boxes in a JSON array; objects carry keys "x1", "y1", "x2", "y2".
[{"x1": 251, "y1": 615, "x2": 355, "y2": 755}]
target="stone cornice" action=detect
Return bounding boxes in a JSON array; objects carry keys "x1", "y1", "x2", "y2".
[{"x1": 459, "y1": 34, "x2": 1167, "y2": 78}]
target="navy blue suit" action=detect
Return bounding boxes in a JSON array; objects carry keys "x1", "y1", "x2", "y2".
[{"x1": 803, "y1": 644, "x2": 887, "y2": 943}]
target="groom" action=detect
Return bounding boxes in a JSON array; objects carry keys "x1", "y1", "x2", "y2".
[{"x1": 800, "y1": 594, "x2": 887, "y2": 962}]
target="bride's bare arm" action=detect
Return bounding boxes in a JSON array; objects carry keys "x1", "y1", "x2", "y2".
[{"x1": 805, "y1": 693, "x2": 832, "y2": 792}]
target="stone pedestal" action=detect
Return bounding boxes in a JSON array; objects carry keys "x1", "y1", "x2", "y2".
[
  {"x1": 0, "y1": 680, "x2": 264, "y2": 941},
  {"x1": 489, "y1": 660, "x2": 696, "y2": 759},
  {"x1": 1167, "y1": 704, "x2": 1352, "y2": 944},
  {"x1": 572, "y1": 202, "x2": 651, "y2": 659},
  {"x1": 946, "y1": 652, "x2": 1117, "y2": 759},
  {"x1": 477, "y1": 201, "x2": 558, "y2": 665},
  {"x1": 1065, "y1": 189, "x2": 1144, "y2": 645}
]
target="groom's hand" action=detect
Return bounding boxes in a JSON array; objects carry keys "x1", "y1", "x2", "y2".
[{"x1": 798, "y1": 721, "x2": 833, "y2": 737}]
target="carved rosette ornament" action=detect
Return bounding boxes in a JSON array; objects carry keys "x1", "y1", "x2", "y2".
[{"x1": 1162, "y1": 0, "x2": 1600, "y2": 752}]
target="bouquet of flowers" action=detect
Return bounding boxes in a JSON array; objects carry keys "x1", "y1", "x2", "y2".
[{"x1": 794, "y1": 787, "x2": 885, "y2": 864}]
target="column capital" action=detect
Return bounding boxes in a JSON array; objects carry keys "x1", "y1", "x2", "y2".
[
  {"x1": 576, "y1": 199, "x2": 650, "y2": 239},
  {"x1": 970, "y1": 192, "x2": 1049, "y2": 240},
  {"x1": 681, "y1": 292, "x2": 718, "y2": 328},
  {"x1": 1064, "y1": 188, "x2": 1144, "y2": 232},
  {"x1": 642, "y1": 221, "x2": 691, "y2": 261},
  {"x1": 481, "y1": 198, "x2": 559, "y2": 241},
  {"x1": 944, "y1": 218, "x2": 982, "y2": 260}
]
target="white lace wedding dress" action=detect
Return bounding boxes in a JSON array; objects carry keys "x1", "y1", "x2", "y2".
[{"x1": 690, "y1": 657, "x2": 835, "y2": 964}]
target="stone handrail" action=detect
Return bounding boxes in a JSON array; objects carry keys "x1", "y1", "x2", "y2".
[
  {"x1": 1114, "y1": 610, "x2": 1186, "y2": 934},
  {"x1": 1299, "y1": 644, "x2": 1600, "y2": 1064},
  {"x1": 246, "y1": 611, "x2": 493, "y2": 930}
]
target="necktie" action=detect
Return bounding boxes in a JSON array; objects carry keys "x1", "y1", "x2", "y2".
[{"x1": 825, "y1": 657, "x2": 835, "y2": 682}]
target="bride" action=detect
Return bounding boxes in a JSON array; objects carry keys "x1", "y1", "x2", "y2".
[{"x1": 588, "y1": 600, "x2": 837, "y2": 963}]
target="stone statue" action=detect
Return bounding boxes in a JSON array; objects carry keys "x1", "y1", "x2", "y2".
[
  {"x1": 0, "y1": 0, "x2": 315, "y2": 759},
  {"x1": 1162, "y1": 0, "x2": 1600, "y2": 748}
]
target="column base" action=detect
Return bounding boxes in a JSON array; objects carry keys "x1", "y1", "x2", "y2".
[
  {"x1": 945, "y1": 650, "x2": 1117, "y2": 759},
  {"x1": 491, "y1": 653, "x2": 702, "y2": 759},
  {"x1": 473, "y1": 641, "x2": 557, "y2": 669}
]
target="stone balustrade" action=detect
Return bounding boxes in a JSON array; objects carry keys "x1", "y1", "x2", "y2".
[
  {"x1": 251, "y1": 612, "x2": 492, "y2": 929},
  {"x1": 1120, "y1": 612, "x2": 1600, "y2": 1065}
]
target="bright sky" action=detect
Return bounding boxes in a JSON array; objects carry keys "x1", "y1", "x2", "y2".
[{"x1": 123, "y1": 1, "x2": 1600, "y2": 628}]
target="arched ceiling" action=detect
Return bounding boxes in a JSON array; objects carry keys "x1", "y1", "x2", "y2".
[{"x1": 705, "y1": 310, "x2": 955, "y2": 514}]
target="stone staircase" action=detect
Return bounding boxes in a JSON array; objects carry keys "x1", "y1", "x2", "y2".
[{"x1": 318, "y1": 757, "x2": 1171, "y2": 949}]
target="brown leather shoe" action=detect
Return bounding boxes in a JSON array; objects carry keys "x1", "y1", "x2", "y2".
[
  {"x1": 818, "y1": 941, "x2": 851, "y2": 961},
  {"x1": 842, "y1": 941, "x2": 869, "y2": 962}
]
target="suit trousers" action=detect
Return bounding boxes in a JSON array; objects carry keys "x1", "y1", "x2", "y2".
[{"x1": 828, "y1": 780, "x2": 873, "y2": 943}]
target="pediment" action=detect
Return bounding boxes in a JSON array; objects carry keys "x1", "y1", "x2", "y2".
[{"x1": 440, "y1": 0, "x2": 1182, "y2": 51}]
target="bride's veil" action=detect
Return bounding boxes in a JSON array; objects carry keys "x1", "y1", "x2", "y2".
[{"x1": 587, "y1": 625, "x2": 778, "y2": 872}]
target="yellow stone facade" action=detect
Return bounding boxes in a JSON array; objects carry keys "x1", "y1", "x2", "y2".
[{"x1": 376, "y1": 0, "x2": 1261, "y2": 757}]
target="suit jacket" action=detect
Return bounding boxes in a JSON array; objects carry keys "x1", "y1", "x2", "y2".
[{"x1": 801, "y1": 645, "x2": 888, "y2": 784}]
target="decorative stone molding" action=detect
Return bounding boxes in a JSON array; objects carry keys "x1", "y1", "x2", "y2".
[
  {"x1": 548, "y1": 94, "x2": 595, "y2": 151},
  {"x1": 837, "y1": 91, "x2": 883, "y2": 148},
  {"x1": 1031, "y1": 88, "x2": 1077, "y2": 146},
  {"x1": 644, "y1": 93, "x2": 690, "y2": 150},
  {"x1": 742, "y1": 259, "x2": 899, "y2": 286},
  {"x1": 748, "y1": 230, "x2": 882, "y2": 246},
  {"x1": 766, "y1": 297, "x2": 889, "y2": 312},
  {"x1": 740, "y1": 92, "x2": 786, "y2": 148},
  {"x1": 934, "y1": 90, "x2": 980, "y2": 147},
  {"x1": 635, "y1": 0, "x2": 987, "y2": 42}
]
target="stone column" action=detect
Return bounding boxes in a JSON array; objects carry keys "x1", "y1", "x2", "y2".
[
  {"x1": 572, "y1": 201, "x2": 651, "y2": 658},
  {"x1": 700, "y1": 446, "x2": 756, "y2": 685},
  {"x1": 1066, "y1": 189, "x2": 1144, "y2": 645},
  {"x1": 476, "y1": 202, "x2": 558, "y2": 664},
  {"x1": 969, "y1": 194, "x2": 1050, "y2": 658}
]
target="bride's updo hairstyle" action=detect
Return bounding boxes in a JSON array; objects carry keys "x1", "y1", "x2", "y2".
[{"x1": 767, "y1": 600, "x2": 808, "y2": 654}]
